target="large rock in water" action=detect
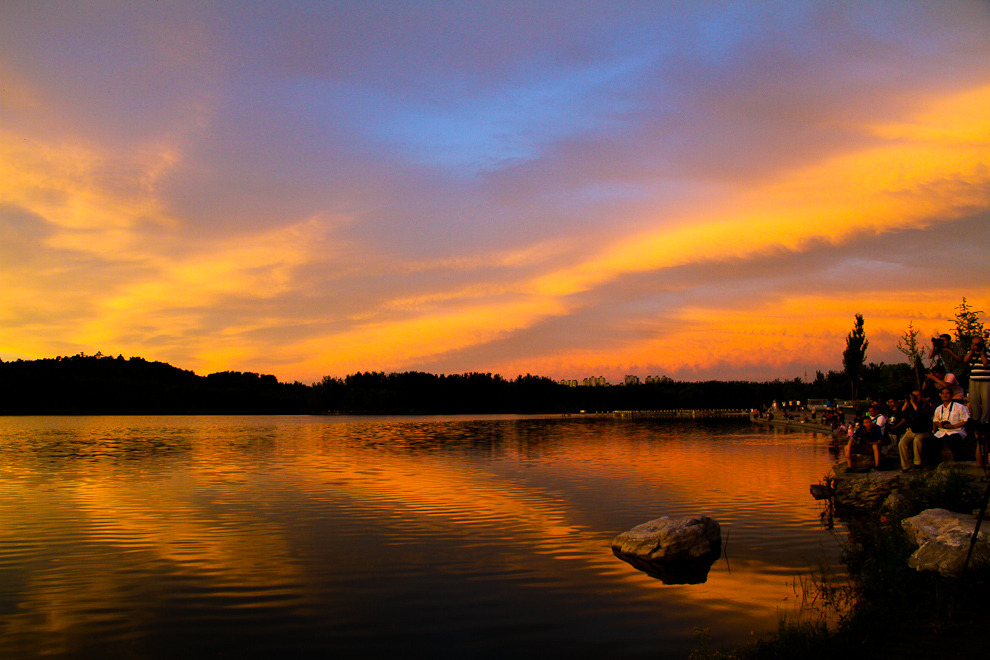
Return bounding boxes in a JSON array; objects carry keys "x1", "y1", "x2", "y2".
[
  {"x1": 611, "y1": 516, "x2": 721, "y2": 584},
  {"x1": 611, "y1": 515, "x2": 721, "y2": 561},
  {"x1": 901, "y1": 508, "x2": 990, "y2": 577}
]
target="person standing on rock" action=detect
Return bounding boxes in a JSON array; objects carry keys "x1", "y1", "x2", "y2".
[
  {"x1": 928, "y1": 333, "x2": 965, "y2": 379},
  {"x1": 898, "y1": 390, "x2": 933, "y2": 471},
  {"x1": 963, "y1": 335, "x2": 989, "y2": 424}
]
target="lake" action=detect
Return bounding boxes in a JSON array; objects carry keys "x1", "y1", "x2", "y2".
[{"x1": 0, "y1": 415, "x2": 845, "y2": 658}]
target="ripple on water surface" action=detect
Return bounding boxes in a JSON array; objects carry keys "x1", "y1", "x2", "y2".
[{"x1": 0, "y1": 415, "x2": 845, "y2": 658}]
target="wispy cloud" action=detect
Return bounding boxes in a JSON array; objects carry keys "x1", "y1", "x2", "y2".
[{"x1": 1, "y1": 1, "x2": 988, "y2": 383}]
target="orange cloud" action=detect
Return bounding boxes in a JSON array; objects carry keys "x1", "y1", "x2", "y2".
[
  {"x1": 2, "y1": 38, "x2": 988, "y2": 383},
  {"x1": 284, "y1": 85, "x2": 990, "y2": 380},
  {"x1": 533, "y1": 84, "x2": 990, "y2": 300}
]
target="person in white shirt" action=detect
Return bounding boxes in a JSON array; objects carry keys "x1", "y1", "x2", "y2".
[
  {"x1": 932, "y1": 387, "x2": 970, "y2": 461},
  {"x1": 867, "y1": 402, "x2": 888, "y2": 438}
]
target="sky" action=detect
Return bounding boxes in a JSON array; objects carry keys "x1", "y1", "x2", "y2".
[{"x1": 1, "y1": 0, "x2": 989, "y2": 385}]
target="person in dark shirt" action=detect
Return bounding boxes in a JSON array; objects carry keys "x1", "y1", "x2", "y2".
[
  {"x1": 928, "y1": 333, "x2": 965, "y2": 380},
  {"x1": 845, "y1": 415, "x2": 885, "y2": 470},
  {"x1": 886, "y1": 396, "x2": 904, "y2": 444},
  {"x1": 897, "y1": 390, "x2": 933, "y2": 471}
]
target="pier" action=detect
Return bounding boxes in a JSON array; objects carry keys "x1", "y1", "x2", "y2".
[{"x1": 608, "y1": 409, "x2": 751, "y2": 420}]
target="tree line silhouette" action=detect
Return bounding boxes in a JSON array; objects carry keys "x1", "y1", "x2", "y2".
[{"x1": 0, "y1": 351, "x2": 919, "y2": 415}]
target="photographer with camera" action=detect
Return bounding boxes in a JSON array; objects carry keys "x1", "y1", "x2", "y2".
[
  {"x1": 965, "y1": 335, "x2": 990, "y2": 424},
  {"x1": 928, "y1": 333, "x2": 964, "y2": 379}
]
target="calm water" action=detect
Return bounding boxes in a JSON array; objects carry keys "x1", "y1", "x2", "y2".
[{"x1": 0, "y1": 415, "x2": 844, "y2": 659}]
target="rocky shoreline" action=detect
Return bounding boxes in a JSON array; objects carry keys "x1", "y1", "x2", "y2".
[
  {"x1": 824, "y1": 460, "x2": 986, "y2": 511},
  {"x1": 817, "y1": 460, "x2": 990, "y2": 577}
]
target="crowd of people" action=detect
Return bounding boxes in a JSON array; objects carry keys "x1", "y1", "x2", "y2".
[{"x1": 842, "y1": 334, "x2": 989, "y2": 472}]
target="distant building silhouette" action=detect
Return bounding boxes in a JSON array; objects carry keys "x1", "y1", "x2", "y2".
[{"x1": 623, "y1": 375, "x2": 641, "y2": 386}]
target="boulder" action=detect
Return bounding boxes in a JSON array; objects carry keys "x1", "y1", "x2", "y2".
[
  {"x1": 611, "y1": 516, "x2": 722, "y2": 585},
  {"x1": 901, "y1": 508, "x2": 990, "y2": 577},
  {"x1": 611, "y1": 516, "x2": 721, "y2": 562}
]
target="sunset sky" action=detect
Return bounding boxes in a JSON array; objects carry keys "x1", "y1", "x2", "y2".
[{"x1": 2, "y1": 1, "x2": 989, "y2": 384}]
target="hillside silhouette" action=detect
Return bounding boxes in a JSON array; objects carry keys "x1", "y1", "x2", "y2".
[{"x1": 0, "y1": 353, "x2": 912, "y2": 415}]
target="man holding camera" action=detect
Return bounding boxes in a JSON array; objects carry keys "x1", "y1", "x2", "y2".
[
  {"x1": 932, "y1": 387, "x2": 970, "y2": 461},
  {"x1": 928, "y1": 333, "x2": 964, "y2": 379},
  {"x1": 898, "y1": 390, "x2": 933, "y2": 471}
]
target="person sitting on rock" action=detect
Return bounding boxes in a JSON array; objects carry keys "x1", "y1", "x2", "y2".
[
  {"x1": 886, "y1": 396, "x2": 905, "y2": 444},
  {"x1": 867, "y1": 402, "x2": 889, "y2": 438},
  {"x1": 883, "y1": 397, "x2": 904, "y2": 444},
  {"x1": 845, "y1": 415, "x2": 885, "y2": 470},
  {"x1": 898, "y1": 390, "x2": 933, "y2": 471},
  {"x1": 932, "y1": 387, "x2": 970, "y2": 461}
]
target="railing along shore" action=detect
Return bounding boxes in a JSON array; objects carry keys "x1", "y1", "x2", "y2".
[
  {"x1": 750, "y1": 414, "x2": 836, "y2": 435},
  {"x1": 606, "y1": 409, "x2": 751, "y2": 419}
]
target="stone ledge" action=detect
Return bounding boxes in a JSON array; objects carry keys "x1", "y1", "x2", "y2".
[{"x1": 824, "y1": 461, "x2": 986, "y2": 511}]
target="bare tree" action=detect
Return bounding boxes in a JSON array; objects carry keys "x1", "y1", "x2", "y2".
[{"x1": 897, "y1": 321, "x2": 924, "y2": 388}]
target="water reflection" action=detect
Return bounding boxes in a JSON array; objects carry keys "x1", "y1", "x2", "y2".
[
  {"x1": 613, "y1": 549, "x2": 722, "y2": 585},
  {"x1": 0, "y1": 415, "x2": 844, "y2": 658}
]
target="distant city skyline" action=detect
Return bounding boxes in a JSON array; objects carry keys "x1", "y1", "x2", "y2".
[{"x1": 2, "y1": 1, "x2": 988, "y2": 385}]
